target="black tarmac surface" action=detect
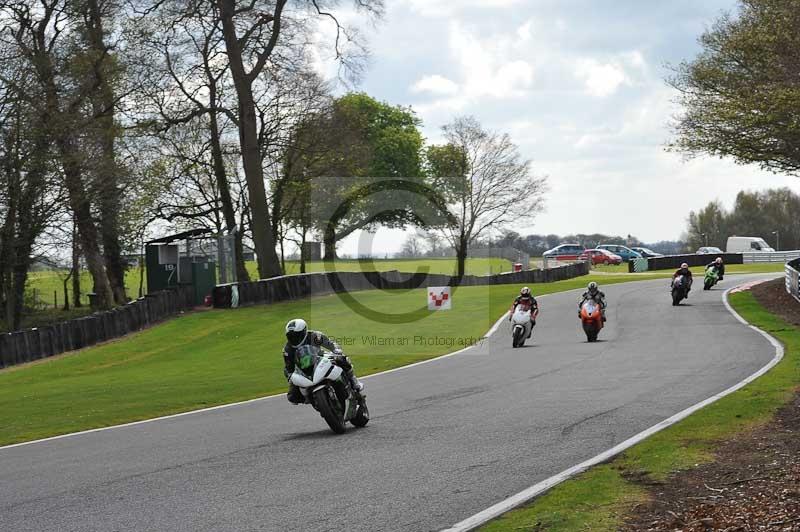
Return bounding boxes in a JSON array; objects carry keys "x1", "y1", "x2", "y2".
[{"x1": 0, "y1": 277, "x2": 777, "y2": 532}]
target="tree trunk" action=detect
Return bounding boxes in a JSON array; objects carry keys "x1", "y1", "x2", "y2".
[
  {"x1": 71, "y1": 230, "x2": 82, "y2": 308},
  {"x1": 455, "y1": 234, "x2": 468, "y2": 281},
  {"x1": 207, "y1": 81, "x2": 249, "y2": 282},
  {"x1": 299, "y1": 227, "x2": 308, "y2": 274},
  {"x1": 62, "y1": 273, "x2": 71, "y2": 311},
  {"x1": 279, "y1": 237, "x2": 286, "y2": 274},
  {"x1": 217, "y1": 0, "x2": 282, "y2": 279},
  {"x1": 59, "y1": 137, "x2": 114, "y2": 310},
  {"x1": 86, "y1": 0, "x2": 127, "y2": 305},
  {"x1": 323, "y1": 228, "x2": 337, "y2": 261}
]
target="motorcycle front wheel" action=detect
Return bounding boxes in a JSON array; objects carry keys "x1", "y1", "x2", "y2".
[
  {"x1": 314, "y1": 386, "x2": 347, "y2": 434},
  {"x1": 512, "y1": 326, "x2": 525, "y2": 348},
  {"x1": 351, "y1": 402, "x2": 370, "y2": 427}
]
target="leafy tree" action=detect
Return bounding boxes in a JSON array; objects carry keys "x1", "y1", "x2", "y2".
[
  {"x1": 670, "y1": 0, "x2": 800, "y2": 176},
  {"x1": 283, "y1": 93, "x2": 433, "y2": 259},
  {"x1": 686, "y1": 201, "x2": 728, "y2": 250},
  {"x1": 686, "y1": 188, "x2": 800, "y2": 251}
]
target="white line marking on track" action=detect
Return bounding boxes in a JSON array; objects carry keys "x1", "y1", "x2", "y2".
[{"x1": 441, "y1": 279, "x2": 785, "y2": 532}]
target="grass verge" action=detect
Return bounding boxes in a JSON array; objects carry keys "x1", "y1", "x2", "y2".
[
  {"x1": 480, "y1": 289, "x2": 799, "y2": 532},
  {"x1": 0, "y1": 273, "x2": 666, "y2": 447}
]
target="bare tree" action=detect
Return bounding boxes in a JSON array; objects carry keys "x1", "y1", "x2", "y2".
[
  {"x1": 427, "y1": 116, "x2": 547, "y2": 278},
  {"x1": 0, "y1": 69, "x2": 64, "y2": 328},
  {"x1": 0, "y1": 0, "x2": 118, "y2": 309},
  {"x1": 213, "y1": 0, "x2": 384, "y2": 278}
]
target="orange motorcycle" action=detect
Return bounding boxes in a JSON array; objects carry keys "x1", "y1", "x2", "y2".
[{"x1": 579, "y1": 299, "x2": 604, "y2": 342}]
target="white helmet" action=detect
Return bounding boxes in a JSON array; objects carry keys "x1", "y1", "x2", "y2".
[
  {"x1": 285, "y1": 318, "x2": 308, "y2": 347},
  {"x1": 520, "y1": 286, "x2": 531, "y2": 296},
  {"x1": 588, "y1": 281, "x2": 598, "y2": 294},
  {"x1": 681, "y1": 262, "x2": 689, "y2": 269}
]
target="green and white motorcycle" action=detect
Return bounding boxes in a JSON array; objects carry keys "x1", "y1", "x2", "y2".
[
  {"x1": 289, "y1": 345, "x2": 369, "y2": 434},
  {"x1": 703, "y1": 266, "x2": 721, "y2": 290}
]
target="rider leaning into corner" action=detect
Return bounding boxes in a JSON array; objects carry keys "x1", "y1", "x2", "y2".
[
  {"x1": 283, "y1": 319, "x2": 364, "y2": 405},
  {"x1": 672, "y1": 262, "x2": 694, "y2": 296},
  {"x1": 578, "y1": 281, "x2": 607, "y2": 321},
  {"x1": 509, "y1": 286, "x2": 539, "y2": 337},
  {"x1": 707, "y1": 257, "x2": 725, "y2": 280}
]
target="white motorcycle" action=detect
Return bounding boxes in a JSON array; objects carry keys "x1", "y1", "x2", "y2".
[
  {"x1": 510, "y1": 303, "x2": 538, "y2": 348},
  {"x1": 289, "y1": 345, "x2": 369, "y2": 434}
]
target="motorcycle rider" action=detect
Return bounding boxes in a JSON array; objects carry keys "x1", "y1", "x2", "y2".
[
  {"x1": 509, "y1": 286, "x2": 539, "y2": 337},
  {"x1": 706, "y1": 257, "x2": 725, "y2": 280},
  {"x1": 283, "y1": 318, "x2": 364, "y2": 405},
  {"x1": 579, "y1": 281, "x2": 607, "y2": 321},
  {"x1": 672, "y1": 262, "x2": 694, "y2": 296}
]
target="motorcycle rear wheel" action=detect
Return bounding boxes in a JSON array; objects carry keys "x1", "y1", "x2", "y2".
[{"x1": 314, "y1": 387, "x2": 347, "y2": 434}]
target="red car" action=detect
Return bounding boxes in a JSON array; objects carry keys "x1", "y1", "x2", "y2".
[{"x1": 579, "y1": 248, "x2": 623, "y2": 266}]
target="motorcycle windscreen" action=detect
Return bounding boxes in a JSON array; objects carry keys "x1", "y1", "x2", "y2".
[
  {"x1": 582, "y1": 300, "x2": 598, "y2": 316},
  {"x1": 295, "y1": 345, "x2": 321, "y2": 377}
]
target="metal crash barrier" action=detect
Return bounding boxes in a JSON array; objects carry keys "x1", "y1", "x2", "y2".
[{"x1": 786, "y1": 258, "x2": 800, "y2": 303}]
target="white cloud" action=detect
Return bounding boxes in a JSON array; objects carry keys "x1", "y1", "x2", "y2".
[
  {"x1": 402, "y1": 0, "x2": 524, "y2": 17},
  {"x1": 411, "y1": 75, "x2": 460, "y2": 95},
  {"x1": 575, "y1": 59, "x2": 629, "y2": 98},
  {"x1": 517, "y1": 20, "x2": 533, "y2": 41},
  {"x1": 410, "y1": 21, "x2": 535, "y2": 114}
]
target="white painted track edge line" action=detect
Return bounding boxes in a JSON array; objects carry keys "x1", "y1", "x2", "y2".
[{"x1": 440, "y1": 280, "x2": 785, "y2": 532}]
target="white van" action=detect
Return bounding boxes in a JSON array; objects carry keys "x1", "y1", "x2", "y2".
[{"x1": 726, "y1": 236, "x2": 775, "y2": 253}]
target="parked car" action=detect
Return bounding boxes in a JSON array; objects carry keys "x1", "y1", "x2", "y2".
[
  {"x1": 696, "y1": 246, "x2": 724, "y2": 255},
  {"x1": 725, "y1": 236, "x2": 775, "y2": 253},
  {"x1": 631, "y1": 247, "x2": 663, "y2": 258},
  {"x1": 597, "y1": 244, "x2": 642, "y2": 262},
  {"x1": 579, "y1": 249, "x2": 623, "y2": 265},
  {"x1": 543, "y1": 243, "x2": 586, "y2": 261}
]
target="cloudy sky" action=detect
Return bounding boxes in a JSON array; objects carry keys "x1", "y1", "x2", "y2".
[{"x1": 333, "y1": 0, "x2": 797, "y2": 255}]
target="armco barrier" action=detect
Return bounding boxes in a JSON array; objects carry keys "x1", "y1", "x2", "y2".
[
  {"x1": 628, "y1": 253, "x2": 744, "y2": 272},
  {"x1": 787, "y1": 258, "x2": 800, "y2": 303},
  {"x1": 213, "y1": 262, "x2": 590, "y2": 309},
  {"x1": 0, "y1": 286, "x2": 194, "y2": 370},
  {"x1": 744, "y1": 251, "x2": 800, "y2": 263}
]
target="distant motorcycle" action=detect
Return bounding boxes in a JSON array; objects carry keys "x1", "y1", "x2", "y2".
[
  {"x1": 289, "y1": 345, "x2": 369, "y2": 434},
  {"x1": 672, "y1": 275, "x2": 690, "y2": 306},
  {"x1": 703, "y1": 266, "x2": 720, "y2": 290},
  {"x1": 579, "y1": 299, "x2": 603, "y2": 342},
  {"x1": 510, "y1": 302, "x2": 538, "y2": 348}
]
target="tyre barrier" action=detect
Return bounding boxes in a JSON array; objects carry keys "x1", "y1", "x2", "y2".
[
  {"x1": 628, "y1": 253, "x2": 744, "y2": 272},
  {"x1": 0, "y1": 286, "x2": 194, "y2": 370}
]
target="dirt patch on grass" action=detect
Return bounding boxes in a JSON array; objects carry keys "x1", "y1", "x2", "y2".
[
  {"x1": 751, "y1": 278, "x2": 800, "y2": 327},
  {"x1": 623, "y1": 392, "x2": 800, "y2": 531}
]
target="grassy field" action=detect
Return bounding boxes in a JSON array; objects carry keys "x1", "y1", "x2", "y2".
[
  {"x1": 26, "y1": 267, "x2": 147, "y2": 307},
  {"x1": 248, "y1": 257, "x2": 512, "y2": 277},
  {"x1": 13, "y1": 258, "x2": 511, "y2": 332},
  {"x1": 480, "y1": 289, "x2": 798, "y2": 531},
  {"x1": 26, "y1": 258, "x2": 511, "y2": 307},
  {"x1": 0, "y1": 273, "x2": 668, "y2": 447}
]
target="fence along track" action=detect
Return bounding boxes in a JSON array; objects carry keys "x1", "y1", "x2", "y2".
[{"x1": 787, "y1": 259, "x2": 800, "y2": 303}]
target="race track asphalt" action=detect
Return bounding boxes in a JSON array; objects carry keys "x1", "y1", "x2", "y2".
[{"x1": 0, "y1": 276, "x2": 779, "y2": 532}]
